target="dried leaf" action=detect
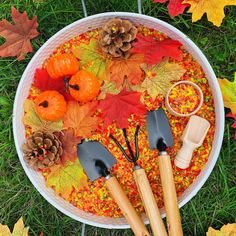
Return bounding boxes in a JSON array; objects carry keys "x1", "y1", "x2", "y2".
[
  {"x1": 0, "y1": 7, "x2": 39, "y2": 60},
  {"x1": 98, "y1": 80, "x2": 122, "y2": 100},
  {"x1": 218, "y1": 73, "x2": 236, "y2": 114},
  {"x1": 98, "y1": 89, "x2": 146, "y2": 128},
  {"x1": 226, "y1": 113, "x2": 236, "y2": 139},
  {"x1": 109, "y1": 54, "x2": 144, "y2": 88},
  {"x1": 58, "y1": 128, "x2": 82, "y2": 165},
  {"x1": 131, "y1": 34, "x2": 182, "y2": 65},
  {"x1": 0, "y1": 217, "x2": 29, "y2": 236},
  {"x1": 206, "y1": 223, "x2": 236, "y2": 236},
  {"x1": 46, "y1": 160, "x2": 88, "y2": 199},
  {"x1": 154, "y1": 0, "x2": 189, "y2": 17},
  {"x1": 23, "y1": 99, "x2": 63, "y2": 132},
  {"x1": 183, "y1": 0, "x2": 236, "y2": 27},
  {"x1": 137, "y1": 61, "x2": 186, "y2": 99},
  {"x1": 72, "y1": 39, "x2": 110, "y2": 83},
  {"x1": 63, "y1": 101, "x2": 98, "y2": 137}
]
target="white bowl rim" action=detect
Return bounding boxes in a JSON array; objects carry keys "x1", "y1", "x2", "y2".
[{"x1": 13, "y1": 12, "x2": 225, "y2": 229}]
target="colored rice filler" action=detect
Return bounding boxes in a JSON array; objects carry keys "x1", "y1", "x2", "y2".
[{"x1": 21, "y1": 18, "x2": 215, "y2": 220}]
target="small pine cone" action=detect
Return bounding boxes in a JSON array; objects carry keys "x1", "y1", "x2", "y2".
[
  {"x1": 99, "y1": 18, "x2": 138, "y2": 58},
  {"x1": 22, "y1": 131, "x2": 63, "y2": 170}
]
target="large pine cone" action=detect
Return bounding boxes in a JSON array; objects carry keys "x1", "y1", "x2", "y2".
[
  {"x1": 99, "y1": 18, "x2": 138, "y2": 58},
  {"x1": 22, "y1": 131, "x2": 63, "y2": 169}
]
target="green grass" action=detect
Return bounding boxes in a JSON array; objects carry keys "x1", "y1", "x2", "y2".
[{"x1": 0, "y1": 0, "x2": 236, "y2": 235}]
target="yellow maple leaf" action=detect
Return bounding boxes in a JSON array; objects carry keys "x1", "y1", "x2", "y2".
[
  {"x1": 22, "y1": 99, "x2": 63, "y2": 132},
  {"x1": 206, "y1": 223, "x2": 236, "y2": 236},
  {"x1": 0, "y1": 217, "x2": 29, "y2": 236},
  {"x1": 218, "y1": 73, "x2": 236, "y2": 114},
  {"x1": 137, "y1": 60, "x2": 186, "y2": 99},
  {"x1": 183, "y1": 0, "x2": 236, "y2": 27},
  {"x1": 46, "y1": 160, "x2": 88, "y2": 199}
]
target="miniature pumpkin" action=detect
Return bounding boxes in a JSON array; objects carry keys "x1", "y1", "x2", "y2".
[
  {"x1": 69, "y1": 70, "x2": 100, "y2": 102},
  {"x1": 46, "y1": 54, "x2": 79, "y2": 80},
  {"x1": 35, "y1": 90, "x2": 67, "y2": 121}
]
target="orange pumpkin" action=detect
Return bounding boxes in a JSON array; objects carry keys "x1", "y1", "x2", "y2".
[
  {"x1": 69, "y1": 70, "x2": 100, "y2": 102},
  {"x1": 35, "y1": 90, "x2": 67, "y2": 121},
  {"x1": 46, "y1": 54, "x2": 79, "y2": 80}
]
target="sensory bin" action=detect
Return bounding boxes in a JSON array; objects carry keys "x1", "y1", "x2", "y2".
[{"x1": 21, "y1": 18, "x2": 215, "y2": 218}]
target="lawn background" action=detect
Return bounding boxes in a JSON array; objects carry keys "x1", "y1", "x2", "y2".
[{"x1": 0, "y1": 0, "x2": 235, "y2": 235}]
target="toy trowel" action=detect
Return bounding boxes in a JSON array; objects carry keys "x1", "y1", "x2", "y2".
[
  {"x1": 146, "y1": 108, "x2": 183, "y2": 236},
  {"x1": 77, "y1": 141, "x2": 150, "y2": 236}
]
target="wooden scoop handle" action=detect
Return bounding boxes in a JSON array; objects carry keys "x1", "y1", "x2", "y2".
[
  {"x1": 133, "y1": 168, "x2": 168, "y2": 236},
  {"x1": 106, "y1": 176, "x2": 150, "y2": 236},
  {"x1": 158, "y1": 153, "x2": 183, "y2": 236}
]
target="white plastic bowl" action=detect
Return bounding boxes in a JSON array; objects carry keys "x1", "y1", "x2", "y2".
[{"x1": 13, "y1": 12, "x2": 224, "y2": 229}]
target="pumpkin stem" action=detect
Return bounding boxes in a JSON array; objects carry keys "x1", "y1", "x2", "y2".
[
  {"x1": 69, "y1": 84, "x2": 80, "y2": 90},
  {"x1": 39, "y1": 101, "x2": 48, "y2": 108},
  {"x1": 64, "y1": 77, "x2": 70, "y2": 92}
]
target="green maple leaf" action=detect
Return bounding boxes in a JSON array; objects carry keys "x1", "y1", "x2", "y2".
[
  {"x1": 72, "y1": 39, "x2": 110, "y2": 83},
  {"x1": 46, "y1": 160, "x2": 88, "y2": 199},
  {"x1": 22, "y1": 99, "x2": 63, "y2": 132},
  {"x1": 137, "y1": 60, "x2": 186, "y2": 99}
]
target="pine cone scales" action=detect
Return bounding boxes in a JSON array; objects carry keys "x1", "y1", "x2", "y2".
[
  {"x1": 22, "y1": 131, "x2": 63, "y2": 169},
  {"x1": 99, "y1": 18, "x2": 138, "y2": 58}
]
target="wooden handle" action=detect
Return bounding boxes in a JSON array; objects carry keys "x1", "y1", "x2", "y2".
[
  {"x1": 106, "y1": 176, "x2": 150, "y2": 236},
  {"x1": 133, "y1": 168, "x2": 168, "y2": 236},
  {"x1": 158, "y1": 154, "x2": 183, "y2": 236}
]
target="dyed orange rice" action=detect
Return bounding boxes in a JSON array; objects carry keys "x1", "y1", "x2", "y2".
[{"x1": 28, "y1": 26, "x2": 215, "y2": 218}]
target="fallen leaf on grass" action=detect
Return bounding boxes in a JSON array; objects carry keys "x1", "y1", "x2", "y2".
[
  {"x1": 154, "y1": 0, "x2": 189, "y2": 17},
  {"x1": 131, "y1": 34, "x2": 182, "y2": 65},
  {"x1": 58, "y1": 128, "x2": 82, "y2": 165},
  {"x1": 46, "y1": 160, "x2": 88, "y2": 199},
  {"x1": 0, "y1": 217, "x2": 29, "y2": 236},
  {"x1": 218, "y1": 73, "x2": 236, "y2": 114},
  {"x1": 98, "y1": 89, "x2": 146, "y2": 128},
  {"x1": 109, "y1": 54, "x2": 144, "y2": 88},
  {"x1": 0, "y1": 7, "x2": 39, "y2": 60},
  {"x1": 183, "y1": 0, "x2": 236, "y2": 27},
  {"x1": 63, "y1": 101, "x2": 98, "y2": 138},
  {"x1": 137, "y1": 60, "x2": 186, "y2": 99},
  {"x1": 72, "y1": 39, "x2": 110, "y2": 83},
  {"x1": 23, "y1": 99, "x2": 63, "y2": 132},
  {"x1": 206, "y1": 223, "x2": 236, "y2": 236}
]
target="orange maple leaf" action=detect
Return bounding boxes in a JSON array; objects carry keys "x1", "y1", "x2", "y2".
[
  {"x1": 109, "y1": 54, "x2": 144, "y2": 88},
  {"x1": 63, "y1": 101, "x2": 98, "y2": 138},
  {"x1": 0, "y1": 7, "x2": 39, "y2": 60},
  {"x1": 183, "y1": 0, "x2": 236, "y2": 27}
]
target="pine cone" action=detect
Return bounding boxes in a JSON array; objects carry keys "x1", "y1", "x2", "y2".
[
  {"x1": 22, "y1": 131, "x2": 63, "y2": 169},
  {"x1": 99, "y1": 18, "x2": 138, "y2": 58}
]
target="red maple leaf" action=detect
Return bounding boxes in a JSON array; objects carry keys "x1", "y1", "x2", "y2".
[
  {"x1": 33, "y1": 68, "x2": 75, "y2": 101},
  {"x1": 226, "y1": 112, "x2": 236, "y2": 139},
  {"x1": 0, "y1": 7, "x2": 39, "y2": 60},
  {"x1": 98, "y1": 89, "x2": 146, "y2": 128},
  {"x1": 131, "y1": 34, "x2": 182, "y2": 65},
  {"x1": 154, "y1": 0, "x2": 189, "y2": 17}
]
